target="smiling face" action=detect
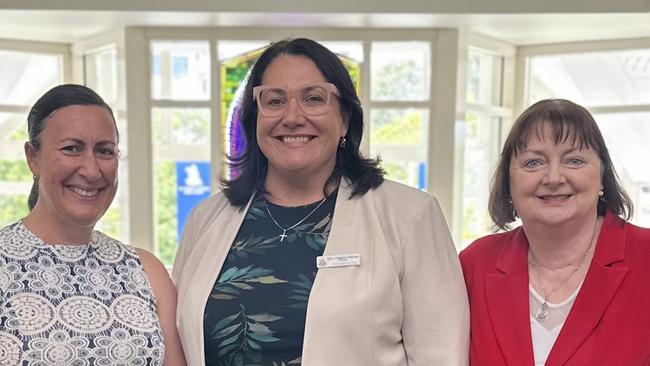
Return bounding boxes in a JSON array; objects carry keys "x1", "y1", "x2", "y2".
[
  {"x1": 509, "y1": 122, "x2": 602, "y2": 228},
  {"x1": 26, "y1": 104, "x2": 119, "y2": 230},
  {"x1": 256, "y1": 55, "x2": 348, "y2": 184}
]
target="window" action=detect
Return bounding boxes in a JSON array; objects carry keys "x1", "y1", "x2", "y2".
[
  {"x1": 0, "y1": 49, "x2": 63, "y2": 228},
  {"x1": 151, "y1": 41, "x2": 210, "y2": 101},
  {"x1": 369, "y1": 42, "x2": 431, "y2": 190},
  {"x1": 150, "y1": 40, "x2": 211, "y2": 265},
  {"x1": 457, "y1": 47, "x2": 508, "y2": 248}
]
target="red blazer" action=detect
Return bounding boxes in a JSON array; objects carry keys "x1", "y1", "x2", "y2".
[{"x1": 460, "y1": 211, "x2": 650, "y2": 365}]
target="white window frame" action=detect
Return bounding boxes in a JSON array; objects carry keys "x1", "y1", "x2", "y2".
[{"x1": 452, "y1": 33, "x2": 515, "y2": 247}]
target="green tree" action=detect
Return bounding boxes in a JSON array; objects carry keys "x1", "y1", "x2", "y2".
[
  {"x1": 0, "y1": 160, "x2": 32, "y2": 181},
  {"x1": 0, "y1": 195, "x2": 29, "y2": 227},
  {"x1": 155, "y1": 161, "x2": 178, "y2": 266},
  {"x1": 372, "y1": 59, "x2": 423, "y2": 101},
  {"x1": 370, "y1": 110, "x2": 422, "y2": 145},
  {"x1": 0, "y1": 160, "x2": 32, "y2": 227}
]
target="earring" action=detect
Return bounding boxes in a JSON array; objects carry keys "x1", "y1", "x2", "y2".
[
  {"x1": 33, "y1": 174, "x2": 39, "y2": 181},
  {"x1": 338, "y1": 136, "x2": 347, "y2": 149},
  {"x1": 508, "y1": 198, "x2": 517, "y2": 218},
  {"x1": 598, "y1": 185, "x2": 604, "y2": 197}
]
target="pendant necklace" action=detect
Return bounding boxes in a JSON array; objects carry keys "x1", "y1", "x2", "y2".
[
  {"x1": 528, "y1": 224, "x2": 598, "y2": 322},
  {"x1": 265, "y1": 197, "x2": 327, "y2": 242}
]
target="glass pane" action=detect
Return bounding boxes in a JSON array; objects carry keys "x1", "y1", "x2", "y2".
[
  {"x1": 321, "y1": 41, "x2": 364, "y2": 62},
  {"x1": 218, "y1": 40, "x2": 269, "y2": 61},
  {"x1": 595, "y1": 112, "x2": 650, "y2": 228},
  {"x1": 371, "y1": 42, "x2": 430, "y2": 101},
  {"x1": 529, "y1": 49, "x2": 650, "y2": 106},
  {"x1": 151, "y1": 41, "x2": 210, "y2": 101},
  {"x1": 466, "y1": 48, "x2": 503, "y2": 106},
  {"x1": 152, "y1": 108, "x2": 211, "y2": 266},
  {"x1": 0, "y1": 112, "x2": 32, "y2": 227},
  {"x1": 85, "y1": 47, "x2": 119, "y2": 106},
  {"x1": 0, "y1": 50, "x2": 61, "y2": 105},
  {"x1": 370, "y1": 108, "x2": 428, "y2": 189},
  {"x1": 219, "y1": 43, "x2": 266, "y2": 180},
  {"x1": 458, "y1": 112, "x2": 502, "y2": 248}
]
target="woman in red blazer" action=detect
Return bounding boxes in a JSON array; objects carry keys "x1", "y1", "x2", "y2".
[{"x1": 460, "y1": 99, "x2": 650, "y2": 365}]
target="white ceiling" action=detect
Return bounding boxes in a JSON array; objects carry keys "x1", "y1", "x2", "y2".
[{"x1": 0, "y1": 10, "x2": 649, "y2": 46}]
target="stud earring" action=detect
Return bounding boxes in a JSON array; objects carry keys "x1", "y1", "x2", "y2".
[{"x1": 338, "y1": 136, "x2": 347, "y2": 149}]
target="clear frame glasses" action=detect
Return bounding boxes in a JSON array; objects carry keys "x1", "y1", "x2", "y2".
[{"x1": 253, "y1": 82, "x2": 340, "y2": 118}]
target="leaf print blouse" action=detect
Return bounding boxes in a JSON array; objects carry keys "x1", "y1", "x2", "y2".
[
  {"x1": 203, "y1": 191, "x2": 336, "y2": 366},
  {"x1": 0, "y1": 221, "x2": 165, "y2": 365}
]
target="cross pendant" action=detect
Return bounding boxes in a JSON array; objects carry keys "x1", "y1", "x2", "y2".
[{"x1": 279, "y1": 230, "x2": 288, "y2": 242}]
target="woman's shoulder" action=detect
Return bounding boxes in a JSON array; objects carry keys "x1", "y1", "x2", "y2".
[
  {"x1": 459, "y1": 229, "x2": 521, "y2": 265},
  {"x1": 182, "y1": 190, "x2": 239, "y2": 229},
  {"x1": 619, "y1": 219, "x2": 650, "y2": 256},
  {"x1": 365, "y1": 179, "x2": 440, "y2": 208}
]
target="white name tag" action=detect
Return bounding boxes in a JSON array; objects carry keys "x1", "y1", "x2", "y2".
[{"x1": 316, "y1": 253, "x2": 361, "y2": 268}]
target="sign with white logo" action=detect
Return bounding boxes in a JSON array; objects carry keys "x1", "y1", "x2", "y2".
[{"x1": 176, "y1": 161, "x2": 211, "y2": 241}]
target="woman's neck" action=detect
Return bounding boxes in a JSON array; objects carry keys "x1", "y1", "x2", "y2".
[
  {"x1": 264, "y1": 168, "x2": 336, "y2": 206},
  {"x1": 525, "y1": 215, "x2": 602, "y2": 270},
  {"x1": 22, "y1": 207, "x2": 93, "y2": 245}
]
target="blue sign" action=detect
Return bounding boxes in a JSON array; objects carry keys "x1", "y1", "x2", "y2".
[{"x1": 176, "y1": 161, "x2": 211, "y2": 242}]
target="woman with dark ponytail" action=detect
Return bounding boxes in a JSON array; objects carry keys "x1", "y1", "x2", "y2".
[{"x1": 0, "y1": 84, "x2": 186, "y2": 365}]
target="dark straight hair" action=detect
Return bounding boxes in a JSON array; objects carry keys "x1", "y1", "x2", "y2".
[
  {"x1": 26, "y1": 84, "x2": 117, "y2": 210},
  {"x1": 488, "y1": 98, "x2": 633, "y2": 230},
  {"x1": 222, "y1": 38, "x2": 384, "y2": 207}
]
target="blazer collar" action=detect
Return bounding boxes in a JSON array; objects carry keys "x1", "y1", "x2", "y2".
[
  {"x1": 546, "y1": 211, "x2": 628, "y2": 365},
  {"x1": 486, "y1": 228, "x2": 535, "y2": 365}
]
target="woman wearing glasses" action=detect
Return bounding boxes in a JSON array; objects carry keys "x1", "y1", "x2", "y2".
[{"x1": 173, "y1": 38, "x2": 469, "y2": 366}]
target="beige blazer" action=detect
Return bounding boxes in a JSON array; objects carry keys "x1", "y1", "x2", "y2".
[{"x1": 172, "y1": 179, "x2": 469, "y2": 365}]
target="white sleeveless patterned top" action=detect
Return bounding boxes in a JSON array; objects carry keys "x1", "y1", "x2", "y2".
[{"x1": 0, "y1": 221, "x2": 165, "y2": 365}]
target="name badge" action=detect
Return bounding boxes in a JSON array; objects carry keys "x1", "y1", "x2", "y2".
[{"x1": 316, "y1": 253, "x2": 361, "y2": 268}]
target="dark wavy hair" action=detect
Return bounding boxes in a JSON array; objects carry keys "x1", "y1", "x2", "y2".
[
  {"x1": 26, "y1": 84, "x2": 117, "y2": 210},
  {"x1": 222, "y1": 38, "x2": 384, "y2": 207},
  {"x1": 489, "y1": 99, "x2": 633, "y2": 230}
]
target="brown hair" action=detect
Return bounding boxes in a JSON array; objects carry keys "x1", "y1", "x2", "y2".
[{"x1": 488, "y1": 99, "x2": 633, "y2": 230}]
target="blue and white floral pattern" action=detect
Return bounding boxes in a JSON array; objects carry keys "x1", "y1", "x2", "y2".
[
  {"x1": 75, "y1": 258, "x2": 122, "y2": 300},
  {"x1": 94, "y1": 328, "x2": 151, "y2": 366},
  {"x1": 24, "y1": 330, "x2": 90, "y2": 366},
  {"x1": 24, "y1": 256, "x2": 75, "y2": 299},
  {"x1": 0, "y1": 221, "x2": 165, "y2": 365}
]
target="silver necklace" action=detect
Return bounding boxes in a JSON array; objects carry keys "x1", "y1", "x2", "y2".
[
  {"x1": 265, "y1": 197, "x2": 327, "y2": 242},
  {"x1": 528, "y1": 224, "x2": 598, "y2": 322}
]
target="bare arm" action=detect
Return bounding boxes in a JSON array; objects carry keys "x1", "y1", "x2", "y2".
[{"x1": 138, "y1": 249, "x2": 187, "y2": 366}]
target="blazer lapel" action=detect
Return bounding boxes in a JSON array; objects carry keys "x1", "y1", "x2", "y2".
[
  {"x1": 320, "y1": 179, "x2": 356, "y2": 256},
  {"x1": 485, "y1": 228, "x2": 536, "y2": 366},
  {"x1": 546, "y1": 212, "x2": 628, "y2": 365},
  {"x1": 301, "y1": 179, "x2": 357, "y2": 363},
  {"x1": 183, "y1": 194, "x2": 253, "y2": 364}
]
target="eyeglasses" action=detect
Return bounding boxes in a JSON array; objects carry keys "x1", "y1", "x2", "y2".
[{"x1": 253, "y1": 82, "x2": 340, "y2": 118}]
